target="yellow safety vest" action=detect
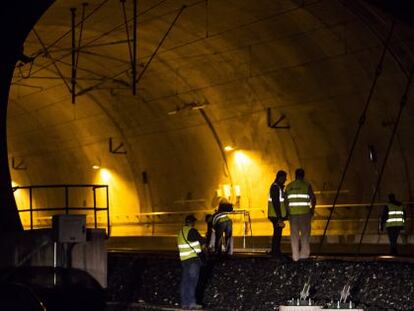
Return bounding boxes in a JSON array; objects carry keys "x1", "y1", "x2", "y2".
[
  {"x1": 177, "y1": 226, "x2": 202, "y2": 261},
  {"x1": 285, "y1": 180, "x2": 311, "y2": 215},
  {"x1": 268, "y1": 183, "x2": 286, "y2": 218},
  {"x1": 212, "y1": 212, "x2": 230, "y2": 225},
  {"x1": 385, "y1": 203, "x2": 405, "y2": 228}
]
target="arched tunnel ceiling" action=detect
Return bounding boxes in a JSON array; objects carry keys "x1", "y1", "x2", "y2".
[{"x1": 7, "y1": 0, "x2": 414, "y2": 223}]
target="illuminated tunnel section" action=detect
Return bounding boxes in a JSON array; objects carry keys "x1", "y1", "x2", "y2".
[{"x1": 5, "y1": 0, "x2": 414, "y2": 250}]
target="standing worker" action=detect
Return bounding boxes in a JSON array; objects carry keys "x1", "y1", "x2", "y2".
[
  {"x1": 381, "y1": 193, "x2": 406, "y2": 255},
  {"x1": 268, "y1": 170, "x2": 287, "y2": 257},
  {"x1": 285, "y1": 168, "x2": 316, "y2": 262},
  {"x1": 177, "y1": 214, "x2": 205, "y2": 310}
]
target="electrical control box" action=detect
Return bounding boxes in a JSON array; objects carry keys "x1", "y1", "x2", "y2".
[{"x1": 52, "y1": 214, "x2": 86, "y2": 243}]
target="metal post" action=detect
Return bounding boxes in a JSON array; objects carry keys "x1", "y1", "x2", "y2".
[
  {"x1": 29, "y1": 188, "x2": 33, "y2": 230},
  {"x1": 53, "y1": 242, "x2": 57, "y2": 286},
  {"x1": 93, "y1": 187, "x2": 97, "y2": 229},
  {"x1": 106, "y1": 186, "x2": 110, "y2": 236},
  {"x1": 65, "y1": 186, "x2": 69, "y2": 215},
  {"x1": 243, "y1": 211, "x2": 246, "y2": 249},
  {"x1": 132, "y1": 0, "x2": 137, "y2": 95},
  {"x1": 71, "y1": 8, "x2": 76, "y2": 104}
]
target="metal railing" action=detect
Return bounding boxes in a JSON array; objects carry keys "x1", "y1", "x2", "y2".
[{"x1": 13, "y1": 184, "x2": 110, "y2": 236}]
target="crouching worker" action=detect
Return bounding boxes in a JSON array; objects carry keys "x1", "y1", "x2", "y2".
[
  {"x1": 177, "y1": 214, "x2": 205, "y2": 310},
  {"x1": 212, "y1": 202, "x2": 233, "y2": 256}
]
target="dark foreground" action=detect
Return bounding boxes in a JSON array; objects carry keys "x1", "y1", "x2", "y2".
[{"x1": 107, "y1": 253, "x2": 414, "y2": 311}]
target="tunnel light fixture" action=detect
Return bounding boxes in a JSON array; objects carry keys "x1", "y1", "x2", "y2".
[
  {"x1": 91, "y1": 159, "x2": 101, "y2": 170},
  {"x1": 368, "y1": 145, "x2": 377, "y2": 162},
  {"x1": 167, "y1": 108, "x2": 178, "y2": 115},
  {"x1": 234, "y1": 185, "x2": 241, "y2": 197},
  {"x1": 167, "y1": 101, "x2": 206, "y2": 116},
  {"x1": 224, "y1": 145, "x2": 234, "y2": 152},
  {"x1": 191, "y1": 104, "x2": 206, "y2": 110}
]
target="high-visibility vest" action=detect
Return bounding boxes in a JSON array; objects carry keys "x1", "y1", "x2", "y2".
[
  {"x1": 177, "y1": 226, "x2": 202, "y2": 261},
  {"x1": 268, "y1": 183, "x2": 286, "y2": 218},
  {"x1": 212, "y1": 212, "x2": 230, "y2": 225},
  {"x1": 385, "y1": 203, "x2": 405, "y2": 228},
  {"x1": 285, "y1": 180, "x2": 311, "y2": 215}
]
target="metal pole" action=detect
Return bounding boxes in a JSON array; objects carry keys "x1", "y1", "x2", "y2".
[
  {"x1": 243, "y1": 211, "x2": 246, "y2": 249},
  {"x1": 93, "y1": 187, "x2": 97, "y2": 229},
  {"x1": 71, "y1": 8, "x2": 76, "y2": 104},
  {"x1": 106, "y1": 186, "x2": 110, "y2": 236},
  {"x1": 29, "y1": 188, "x2": 33, "y2": 230},
  {"x1": 53, "y1": 242, "x2": 57, "y2": 286},
  {"x1": 65, "y1": 186, "x2": 69, "y2": 215},
  {"x1": 132, "y1": 0, "x2": 137, "y2": 95}
]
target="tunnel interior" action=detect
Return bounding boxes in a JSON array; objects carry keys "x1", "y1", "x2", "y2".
[{"x1": 3, "y1": 0, "x2": 414, "y2": 245}]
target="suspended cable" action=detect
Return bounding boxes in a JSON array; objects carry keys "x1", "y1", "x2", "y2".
[
  {"x1": 120, "y1": 0, "x2": 133, "y2": 66},
  {"x1": 317, "y1": 20, "x2": 396, "y2": 254},
  {"x1": 358, "y1": 66, "x2": 414, "y2": 253},
  {"x1": 40, "y1": 0, "x2": 111, "y2": 53},
  {"x1": 32, "y1": 29, "x2": 72, "y2": 92},
  {"x1": 135, "y1": 5, "x2": 186, "y2": 85}
]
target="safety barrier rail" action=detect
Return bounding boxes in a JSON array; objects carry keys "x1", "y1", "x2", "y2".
[{"x1": 14, "y1": 184, "x2": 110, "y2": 236}]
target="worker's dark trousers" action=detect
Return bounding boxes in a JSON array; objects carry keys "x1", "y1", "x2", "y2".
[
  {"x1": 269, "y1": 217, "x2": 283, "y2": 256},
  {"x1": 387, "y1": 227, "x2": 402, "y2": 255},
  {"x1": 214, "y1": 220, "x2": 232, "y2": 255},
  {"x1": 180, "y1": 258, "x2": 201, "y2": 308}
]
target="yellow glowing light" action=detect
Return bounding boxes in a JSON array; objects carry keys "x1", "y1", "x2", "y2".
[
  {"x1": 92, "y1": 164, "x2": 100, "y2": 170},
  {"x1": 223, "y1": 184, "x2": 231, "y2": 198},
  {"x1": 11, "y1": 181, "x2": 18, "y2": 187},
  {"x1": 234, "y1": 185, "x2": 241, "y2": 197},
  {"x1": 224, "y1": 145, "x2": 234, "y2": 152},
  {"x1": 234, "y1": 151, "x2": 250, "y2": 166},
  {"x1": 100, "y1": 168, "x2": 111, "y2": 182}
]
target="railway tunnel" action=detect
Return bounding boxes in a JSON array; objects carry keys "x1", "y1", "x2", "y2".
[{"x1": 1, "y1": 0, "x2": 414, "y2": 310}]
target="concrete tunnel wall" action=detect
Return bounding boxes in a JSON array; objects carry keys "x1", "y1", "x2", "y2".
[{"x1": 6, "y1": 0, "x2": 414, "y2": 238}]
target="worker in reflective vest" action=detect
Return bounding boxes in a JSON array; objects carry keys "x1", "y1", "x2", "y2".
[
  {"x1": 212, "y1": 201, "x2": 233, "y2": 256},
  {"x1": 285, "y1": 168, "x2": 316, "y2": 262},
  {"x1": 177, "y1": 214, "x2": 205, "y2": 310},
  {"x1": 381, "y1": 193, "x2": 406, "y2": 255},
  {"x1": 268, "y1": 170, "x2": 287, "y2": 257}
]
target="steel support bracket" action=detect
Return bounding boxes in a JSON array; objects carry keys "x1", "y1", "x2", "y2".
[
  {"x1": 12, "y1": 157, "x2": 27, "y2": 170},
  {"x1": 267, "y1": 108, "x2": 290, "y2": 129},
  {"x1": 109, "y1": 137, "x2": 127, "y2": 154}
]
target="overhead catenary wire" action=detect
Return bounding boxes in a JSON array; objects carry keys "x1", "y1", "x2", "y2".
[
  {"x1": 32, "y1": 29, "x2": 72, "y2": 93},
  {"x1": 13, "y1": 0, "x2": 175, "y2": 85},
  {"x1": 317, "y1": 20, "x2": 396, "y2": 255},
  {"x1": 358, "y1": 66, "x2": 414, "y2": 253},
  {"x1": 13, "y1": 0, "x2": 320, "y2": 86}
]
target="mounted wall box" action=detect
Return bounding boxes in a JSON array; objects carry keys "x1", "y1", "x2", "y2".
[{"x1": 52, "y1": 215, "x2": 86, "y2": 243}]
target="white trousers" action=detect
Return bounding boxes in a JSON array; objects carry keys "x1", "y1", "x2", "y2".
[{"x1": 289, "y1": 213, "x2": 311, "y2": 261}]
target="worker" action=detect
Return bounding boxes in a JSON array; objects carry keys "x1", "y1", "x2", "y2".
[
  {"x1": 204, "y1": 214, "x2": 215, "y2": 252},
  {"x1": 212, "y1": 201, "x2": 233, "y2": 256},
  {"x1": 381, "y1": 193, "x2": 406, "y2": 255},
  {"x1": 268, "y1": 170, "x2": 287, "y2": 257},
  {"x1": 177, "y1": 214, "x2": 205, "y2": 310},
  {"x1": 285, "y1": 168, "x2": 316, "y2": 262}
]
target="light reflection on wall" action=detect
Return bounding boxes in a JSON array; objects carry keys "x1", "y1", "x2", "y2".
[
  {"x1": 93, "y1": 167, "x2": 141, "y2": 236},
  {"x1": 12, "y1": 181, "x2": 31, "y2": 228},
  {"x1": 227, "y1": 150, "x2": 276, "y2": 236}
]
